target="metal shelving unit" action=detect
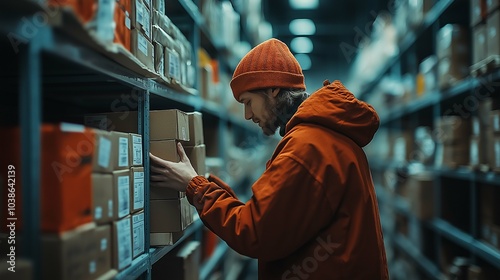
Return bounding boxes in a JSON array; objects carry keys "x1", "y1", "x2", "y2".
[{"x1": 2, "y1": 1, "x2": 257, "y2": 279}]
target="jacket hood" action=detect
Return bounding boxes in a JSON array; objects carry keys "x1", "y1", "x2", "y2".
[{"x1": 286, "y1": 80, "x2": 380, "y2": 147}]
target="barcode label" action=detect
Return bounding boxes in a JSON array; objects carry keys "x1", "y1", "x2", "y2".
[
  {"x1": 138, "y1": 33, "x2": 148, "y2": 56},
  {"x1": 132, "y1": 212, "x2": 145, "y2": 257},
  {"x1": 132, "y1": 135, "x2": 143, "y2": 165},
  {"x1": 125, "y1": 16, "x2": 131, "y2": 30},
  {"x1": 134, "y1": 171, "x2": 145, "y2": 209},
  {"x1": 98, "y1": 136, "x2": 111, "y2": 168},
  {"x1": 118, "y1": 137, "x2": 129, "y2": 167},
  {"x1": 117, "y1": 176, "x2": 130, "y2": 218},
  {"x1": 117, "y1": 218, "x2": 132, "y2": 269},
  {"x1": 169, "y1": 52, "x2": 180, "y2": 80}
]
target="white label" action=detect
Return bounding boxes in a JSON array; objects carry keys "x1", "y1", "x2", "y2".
[
  {"x1": 118, "y1": 176, "x2": 130, "y2": 218},
  {"x1": 134, "y1": 171, "x2": 145, "y2": 210},
  {"x1": 96, "y1": 0, "x2": 115, "y2": 42},
  {"x1": 116, "y1": 219, "x2": 132, "y2": 269},
  {"x1": 101, "y1": 238, "x2": 108, "y2": 251},
  {"x1": 125, "y1": 16, "x2": 131, "y2": 30},
  {"x1": 159, "y1": 0, "x2": 165, "y2": 13},
  {"x1": 108, "y1": 200, "x2": 113, "y2": 218},
  {"x1": 143, "y1": 9, "x2": 151, "y2": 39},
  {"x1": 132, "y1": 135, "x2": 143, "y2": 165},
  {"x1": 60, "y1": 123, "x2": 85, "y2": 132},
  {"x1": 181, "y1": 127, "x2": 187, "y2": 141},
  {"x1": 98, "y1": 136, "x2": 111, "y2": 168},
  {"x1": 95, "y1": 207, "x2": 103, "y2": 220},
  {"x1": 136, "y1": 0, "x2": 144, "y2": 25},
  {"x1": 132, "y1": 213, "x2": 145, "y2": 258},
  {"x1": 138, "y1": 33, "x2": 148, "y2": 56},
  {"x1": 89, "y1": 261, "x2": 96, "y2": 274},
  {"x1": 118, "y1": 137, "x2": 129, "y2": 167},
  {"x1": 496, "y1": 141, "x2": 500, "y2": 167},
  {"x1": 169, "y1": 52, "x2": 180, "y2": 80}
]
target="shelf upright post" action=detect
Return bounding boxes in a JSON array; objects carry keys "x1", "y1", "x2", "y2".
[
  {"x1": 138, "y1": 86, "x2": 151, "y2": 279},
  {"x1": 18, "y1": 25, "x2": 43, "y2": 279}
]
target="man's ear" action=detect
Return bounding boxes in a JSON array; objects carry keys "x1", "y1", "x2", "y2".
[{"x1": 268, "y1": 88, "x2": 280, "y2": 97}]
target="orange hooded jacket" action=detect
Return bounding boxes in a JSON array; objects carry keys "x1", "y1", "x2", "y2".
[{"x1": 186, "y1": 80, "x2": 389, "y2": 279}]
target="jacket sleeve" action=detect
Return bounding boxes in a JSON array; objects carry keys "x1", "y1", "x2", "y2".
[{"x1": 186, "y1": 154, "x2": 333, "y2": 261}]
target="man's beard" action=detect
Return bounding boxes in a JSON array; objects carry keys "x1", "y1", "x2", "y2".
[{"x1": 261, "y1": 93, "x2": 301, "y2": 136}]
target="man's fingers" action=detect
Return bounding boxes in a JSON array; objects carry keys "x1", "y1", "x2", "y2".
[{"x1": 177, "y1": 142, "x2": 190, "y2": 163}]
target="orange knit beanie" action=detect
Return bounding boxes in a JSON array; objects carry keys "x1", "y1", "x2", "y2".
[{"x1": 230, "y1": 38, "x2": 306, "y2": 101}]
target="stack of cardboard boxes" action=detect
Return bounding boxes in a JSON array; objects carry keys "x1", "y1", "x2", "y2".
[
  {"x1": 434, "y1": 116, "x2": 472, "y2": 168},
  {"x1": 1, "y1": 123, "x2": 145, "y2": 279},
  {"x1": 436, "y1": 24, "x2": 470, "y2": 90}
]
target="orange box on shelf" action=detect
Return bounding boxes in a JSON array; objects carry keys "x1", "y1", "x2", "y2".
[
  {"x1": 1, "y1": 124, "x2": 94, "y2": 233},
  {"x1": 114, "y1": 0, "x2": 132, "y2": 51}
]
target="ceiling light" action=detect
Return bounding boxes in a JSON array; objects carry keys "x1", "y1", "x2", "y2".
[
  {"x1": 291, "y1": 37, "x2": 313, "y2": 53},
  {"x1": 289, "y1": 19, "x2": 316, "y2": 35},
  {"x1": 295, "y1": 54, "x2": 312, "y2": 70},
  {"x1": 289, "y1": 0, "x2": 318, "y2": 9}
]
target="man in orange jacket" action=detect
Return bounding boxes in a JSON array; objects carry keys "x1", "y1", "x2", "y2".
[{"x1": 150, "y1": 38, "x2": 389, "y2": 279}]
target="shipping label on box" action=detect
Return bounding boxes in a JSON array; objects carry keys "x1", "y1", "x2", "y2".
[
  {"x1": 132, "y1": 29, "x2": 155, "y2": 70},
  {"x1": 113, "y1": 170, "x2": 131, "y2": 219},
  {"x1": 186, "y1": 112, "x2": 204, "y2": 146},
  {"x1": 92, "y1": 129, "x2": 114, "y2": 173},
  {"x1": 90, "y1": 225, "x2": 112, "y2": 279},
  {"x1": 94, "y1": 0, "x2": 116, "y2": 43},
  {"x1": 92, "y1": 173, "x2": 114, "y2": 224},
  {"x1": 168, "y1": 48, "x2": 181, "y2": 82},
  {"x1": 129, "y1": 133, "x2": 143, "y2": 166},
  {"x1": 110, "y1": 131, "x2": 130, "y2": 170},
  {"x1": 132, "y1": 211, "x2": 145, "y2": 258},
  {"x1": 41, "y1": 223, "x2": 96, "y2": 280},
  {"x1": 130, "y1": 167, "x2": 145, "y2": 212},
  {"x1": 113, "y1": 217, "x2": 132, "y2": 271}
]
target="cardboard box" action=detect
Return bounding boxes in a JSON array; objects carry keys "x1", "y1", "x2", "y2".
[
  {"x1": 186, "y1": 112, "x2": 204, "y2": 146},
  {"x1": 92, "y1": 173, "x2": 114, "y2": 224},
  {"x1": 185, "y1": 145, "x2": 206, "y2": 176},
  {"x1": 85, "y1": 109, "x2": 190, "y2": 141},
  {"x1": 114, "y1": 0, "x2": 132, "y2": 51},
  {"x1": 150, "y1": 197, "x2": 190, "y2": 233},
  {"x1": 92, "y1": 129, "x2": 114, "y2": 173},
  {"x1": 487, "y1": 10, "x2": 500, "y2": 57},
  {"x1": 438, "y1": 56, "x2": 470, "y2": 89},
  {"x1": 132, "y1": 0, "x2": 151, "y2": 40},
  {"x1": 90, "y1": 225, "x2": 112, "y2": 279},
  {"x1": 153, "y1": 0, "x2": 165, "y2": 14},
  {"x1": 132, "y1": 211, "x2": 145, "y2": 258},
  {"x1": 436, "y1": 24, "x2": 470, "y2": 60},
  {"x1": 152, "y1": 241, "x2": 201, "y2": 280},
  {"x1": 129, "y1": 133, "x2": 143, "y2": 167},
  {"x1": 0, "y1": 259, "x2": 32, "y2": 280},
  {"x1": 113, "y1": 170, "x2": 131, "y2": 219},
  {"x1": 150, "y1": 231, "x2": 184, "y2": 246},
  {"x1": 150, "y1": 187, "x2": 185, "y2": 200},
  {"x1": 407, "y1": 172, "x2": 434, "y2": 220},
  {"x1": 112, "y1": 217, "x2": 133, "y2": 271},
  {"x1": 434, "y1": 116, "x2": 472, "y2": 144},
  {"x1": 131, "y1": 29, "x2": 154, "y2": 70},
  {"x1": 41, "y1": 223, "x2": 96, "y2": 279},
  {"x1": 471, "y1": 0, "x2": 487, "y2": 27},
  {"x1": 130, "y1": 167, "x2": 145, "y2": 213},
  {"x1": 473, "y1": 24, "x2": 487, "y2": 64},
  {"x1": 434, "y1": 143, "x2": 470, "y2": 168},
  {"x1": 153, "y1": 41, "x2": 165, "y2": 77},
  {"x1": 111, "y1": 131, "x2": 130, "y2": 170},
  {"x1": 167, "y1": 45, "x2": 182, "y2": 83},
  {"x1": 150, "y1": 139, "x2": 179, "y2": 162},
  {"x1": 152, "y1": 10, "x2": 173, "y2": 36}
]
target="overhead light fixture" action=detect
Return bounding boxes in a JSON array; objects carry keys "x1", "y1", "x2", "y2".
[
  {"x1": 289, "y1": 0, "x2": 318, "y2": 9},
  {"x1": 291, "y1": 37, "x2": 313, "y2": 53},
  {"x1": 295, "y1": 54, "x2": 312, "y2": 70},
  {"x1": 289, "y1": 19, "x2": 316, "y2": 35}
]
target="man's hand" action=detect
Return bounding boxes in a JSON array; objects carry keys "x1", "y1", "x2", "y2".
[{"x1": 149, "y1": 142, "x2": 199, "y2": 192}]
